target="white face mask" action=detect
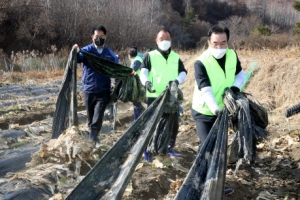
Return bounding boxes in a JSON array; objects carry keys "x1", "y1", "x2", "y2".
[
  {"x1": 209, "y1": 48, "x2": 227, "y2": 59},
  {"x1": 158, "y1": 40, "x2": 171, "y2": 51}
]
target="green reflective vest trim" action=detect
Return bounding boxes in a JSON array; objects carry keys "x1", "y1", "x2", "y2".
[
  {"x1": 192, "y1": 49, "x2": 237, "y2": 115},
  {"x1": 131, "y1": 56, "x2": 143, "y2": 75},
  {"x1": 147, "y1": 50, "x2": 179, "y2": 98}
]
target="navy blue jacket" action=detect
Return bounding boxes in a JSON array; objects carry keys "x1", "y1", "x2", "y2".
[{"x1": 77, "y1": 44, "x2": 119, "y2": 93}]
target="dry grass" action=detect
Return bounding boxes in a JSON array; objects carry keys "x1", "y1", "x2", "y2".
[
  {"x1": 0, "y1": 68, "x2": 83, "y2": 84},
  {"x1": 237, "y1": 34, "x2": 300, "y2": 51},
  {"x1": 237, "y1": 46, "x2": 300, "y2": 111},
  {"x1": 237, "y1": 46, "x2": 300, "y2": 130}
]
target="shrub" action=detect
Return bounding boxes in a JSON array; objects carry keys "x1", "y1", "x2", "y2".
[
  {"x1": 252, "y1": 24, "x2": 272, "y2": 36},
  {"x1": 295, "y1": 22, "x2": 300, "y2": 36}
]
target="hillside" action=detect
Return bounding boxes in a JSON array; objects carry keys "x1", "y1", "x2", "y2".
[{"x1": 1, "y1": 0, "x2": 299, "y2": 57}]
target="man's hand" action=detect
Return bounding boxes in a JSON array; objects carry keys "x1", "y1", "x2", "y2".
[
  {"x1": 129, "y1": 71, "x2": 135, "y2": 76},
  {"x1": 167, "y1": 79, "x2": 179, "y2": 89},
  {"x1": 215, "y1": 109, "x2": 220, "y2": 116},
  {"x1": 230, "y1": 86, "x2": 240, "y2": 94},
  {"x1": 145, "y1": 81, "x2": 156, "y2": 93},
  {"x1": 174, "y1": 79, "x2": 179, "y2": 86},
  {"x1": 110, "y1": 85, "x2": 117, "y2": 102},
  {"x1": 73, "y1": 44, "x2": 80, "y2": 53}
]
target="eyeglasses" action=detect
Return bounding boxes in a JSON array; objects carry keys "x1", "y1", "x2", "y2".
[{"x1": 210, "y1": 41, "x2": 227, "y2": 48}]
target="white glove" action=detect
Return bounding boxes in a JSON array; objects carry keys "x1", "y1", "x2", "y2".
[
  {"x1": 214, "y1": 109, "x2": 220, "y2": 116},
  {"x1": 73, "y1": 44, "x2": 79, "y2": 52}
]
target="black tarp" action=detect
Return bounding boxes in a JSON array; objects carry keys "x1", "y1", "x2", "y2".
[
  {"x1": 224, "y1": 89, "x2": 268, "y2": 166},
  {"x1": 175, "y1": 108, "x2": 229, "y2": 200},
  {"x1": 52, "y1": 49, "x2": 145, "y2": 138},
  {"x1": 66, "y1": 90, "x2": 170, "y2": 200}
]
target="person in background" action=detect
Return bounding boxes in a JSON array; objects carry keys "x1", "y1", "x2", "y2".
[
  {"x1": 191, "y1": 24, "x2": 245, "y2": 145},
  {"x1": 132, "y1": 46, "x2": 143, "y2": 59},
  {"x1": 73, "y1": 25, "x2": 119, "y2": 145},
  {"x1": 140, "y1": 29, "x2": 187, "y2": 162},
  {"x1": 128, "y1": 47, "x2": 143, "y2": 121}
]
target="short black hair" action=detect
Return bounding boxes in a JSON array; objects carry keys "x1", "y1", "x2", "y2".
[
  {"x1": 157, "y1": 28, "x2": 172, "y2": 38},
  {"x1": 208, "y1": 25, "x2": 230, "y2": 41},
  {"x1": 92, "y1": 25, "x2": 107, "y2": 35},
  {"x1": 128, "y1": 47, "x2": 137, "y2": 57}
]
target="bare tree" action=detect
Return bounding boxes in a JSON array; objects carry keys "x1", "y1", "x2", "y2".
[
  {"x1": 240, "y1": 14, "x2": 262, "y2": 35},
  {"x1": 266, "y1": 1, "x2": 300, "y2": 27},
  {"x1": 220, "y1": 15, "x2": 243, "y2": 42},
  {"x1": 147, "y1": 0, "x2": 162, "y2": 28}
]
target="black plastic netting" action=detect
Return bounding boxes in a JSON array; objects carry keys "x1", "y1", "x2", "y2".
[
  {"x1": 52, "y1": 48, "x2": 77, "y2": 138},
  {"x1": 79, "y1": 49, "x2": 132, "y2": 78},
  {"x1": 113, "y1": 74, "x2": 146, "y2": 103},
  {"x1": 80, "y1": 49, "x2": 146, "y2": 103},
  {"x1": 146, "y1": 113, "x2": 176, "y2": 155},
  {"x1": 223, "y1": 88, "x2": 268, "y2": 166},
  {"x1": 146, "y1": 81, "x2": 181, "y2": 155},
  {"x1": 175, "y1": 108, "x2": 229, "y2": 200},
  {"x1": 246, "y1": 93, "x2": 268, "y2": 129}
]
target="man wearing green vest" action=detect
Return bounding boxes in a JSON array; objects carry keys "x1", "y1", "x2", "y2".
[
  {"x1": 140, "y1": 29, "x2": 187, "y2": 162},
  {"x1": 128, "y1": 47, "x2": 143, "y2": 121},
  {"x1": 191, "y1": 25, "x2": 245, "y2": 145}
]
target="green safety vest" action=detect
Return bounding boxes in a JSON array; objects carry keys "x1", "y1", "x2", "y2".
[
  {"x1": 147, "y1": 50, "x2": 179, "y2": 98},
  {"x1": 131, "y1": 56, "x2": 143, "y2": 75},
  {"x1": 192, "y1": 49, "x2": 237, "y2": 115}
]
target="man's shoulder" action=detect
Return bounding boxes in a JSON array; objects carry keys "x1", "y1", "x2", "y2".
[
  {"x1": 170, "y1": 50, "x2": 180, "y2": 57},
  {"x1": 82, "y1": 43, "x2": 94, "y2": 51},
  {"x1": 133, "y1": 59, "x2": 142, "y2": 64},
  {"x1": 143, "y1": 51, "x2": 151, "y2": 58},
  {"x1": 102, "y1": 46, "x2": 118, "y2": 62},
  {"x1": 103, "y1": 46, "x2": 116, "y2": 55}
]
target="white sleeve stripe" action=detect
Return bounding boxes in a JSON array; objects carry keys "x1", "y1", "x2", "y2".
[
  {"x1": 176, "y1": 72, "x2": 187, "y2": 84},
  {"x1": 233, "y1": 70, "x2": 245, "y2": 89},
  {"x1": 201, "y1": 86, "x2": 220, "y2": 115},
  {"x1": 140, "y1": 68, "x2": 149, "y2": 85}
]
